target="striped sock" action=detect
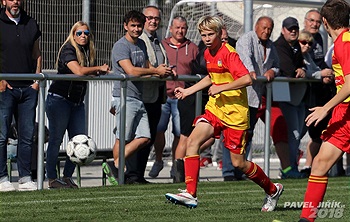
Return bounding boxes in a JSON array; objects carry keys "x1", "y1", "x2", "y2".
[
  {"x1": 300, "y1": 175, "x2": 328, "y2": 222},
  {"x1": 244, "y1": 161, "x2": 276, "y2": 195}
]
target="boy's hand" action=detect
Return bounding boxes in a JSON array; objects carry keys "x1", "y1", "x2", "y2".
[
  {"x1": 174, "y1": 87, "x2": 187, "y2": 99},
  {"x1": 208, "y1": 85, "x2": 221, "y2": 97}
]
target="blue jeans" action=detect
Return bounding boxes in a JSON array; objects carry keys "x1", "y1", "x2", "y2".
[
  {"x1": 279, "y1": 102, "x2": 306, "y2": 170},
  {"x1": 45, "y1": 94, "x2": 85, "y2": 179},
  {"x1": 0, "y1": 87, "x2": 38, "y2": 180},
  {"x1": 157, "y1": 97, "x2": 180, "y2": 137}
]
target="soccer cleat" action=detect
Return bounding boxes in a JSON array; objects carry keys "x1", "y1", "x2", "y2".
[
  {"x1": 165, "y1": 189, "x2": 198, "y2": 208},
  {"x1": 0, "y1": 181, "x2": 16, "y2": 192},
  {"x1": 261, "y1": 183, "x2": 284, "y2": 212},
  {"x1": 102, "y1": 162, "x2": 118, "y2": 185},
  {"x1": 199, "y1": 157, "x2": 212, "y2": 168},
  {"x1": 298, "y1": 218, "x2": 310, "y2": 222},
  {"x1": 18, "y1": 181, "x2": 37, "y2": 191},
  {"x1": 148, "y1": 161, "x2": 164, "y2": 178}
]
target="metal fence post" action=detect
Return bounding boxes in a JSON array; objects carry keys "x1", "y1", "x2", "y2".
[
  {"x1": 82, "y1": 0, "x2": 90, "y2": 24},
  {"x1": 118, "y1": 79, "x2": 127, "y2": 185},
  {"x1": 195, "y1": 74, "x2": 203, "y2": 116},
  {"x1": 37, "y1": 78, "x2": 47, "y2": 190},
  {"x1": 264, "y1": 82, "x2": 272, "y2": 176}
]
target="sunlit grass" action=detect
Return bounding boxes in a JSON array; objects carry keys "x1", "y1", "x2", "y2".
[{"x1": 0, "y1": 177, "x2": 349, "y2": 222}]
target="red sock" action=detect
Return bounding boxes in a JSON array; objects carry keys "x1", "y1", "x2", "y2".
[
  {"x1": 300, "y1": 175, "x2": 328, "y2": 222},
  {"x1": 184, "y1": 155, "x2": 200, "y2": 197},
  {"x1": 244, "y1": 161, "x2": 276, "y2": 195}
]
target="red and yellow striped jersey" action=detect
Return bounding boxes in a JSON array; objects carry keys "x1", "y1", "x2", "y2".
[
  {"x1": 204, "y1": 43, "x2": 250, "y2": 130},
  {"x1": 332, "y1": 28, "x2": 350, "y2": 103}
]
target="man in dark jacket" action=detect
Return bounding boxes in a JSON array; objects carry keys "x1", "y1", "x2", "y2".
[
  {"x1": 0, "y1": 0, "x2": 42, "y2": 192},
  {"x1": 274, "y1": 17, "x2": 306, "y2": 173}
]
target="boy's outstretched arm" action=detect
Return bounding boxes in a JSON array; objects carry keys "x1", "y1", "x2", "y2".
[{"x1": 174, "y1": 75, "x2": 212, "y2": 99}]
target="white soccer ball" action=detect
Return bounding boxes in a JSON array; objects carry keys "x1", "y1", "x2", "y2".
[{"x1": 66, "y1": 134, "x2": 97, "y2": 166}]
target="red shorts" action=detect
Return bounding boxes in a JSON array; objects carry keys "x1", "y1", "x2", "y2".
[
  {"x1": 321, "y1": 103, "x2": 350, "y2": 153},
  {"x1": 256, "y1": 96, "x2": 288, "y2": 144},
  {"x1": 193, "y1": 110, "x2": 248, "y2": 155}
]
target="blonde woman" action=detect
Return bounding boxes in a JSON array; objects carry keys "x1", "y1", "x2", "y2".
[
  {"x1": 45, "y1": 21, "x2": 109, "y2": 189},
  {"x1": 298, "y1": 30, "x2": 333, "y2": 81}
]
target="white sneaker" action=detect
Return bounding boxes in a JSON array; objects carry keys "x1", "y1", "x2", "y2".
[
  {"x1": 165, "y1": 189, "x2": 198, "y2": 208},
  {"x1": 261, "y1": 183, "x2": 284, "y2": 212},
  {"x1": 148, "y1": 161, "x2": 164, "y2": 178},
  {"x1": 0, "y1": 181, "x2": 16, "y2": 192},
  {"x1": 18, "y1": 181, "x2": 37, "y2": 191}
]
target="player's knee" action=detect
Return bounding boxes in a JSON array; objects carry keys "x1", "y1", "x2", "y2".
[
  {"x1": 186, "y1": 137, "x2": 200, "y2": 152},
  {"x1": 230, "y1": 158, "x2": 245, "y2": 169}
]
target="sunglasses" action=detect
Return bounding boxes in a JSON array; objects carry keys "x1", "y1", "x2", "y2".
[
  {"x1": 299, "y1": 40, "x2": 313, "y2": 46},
  {"x1": 76, "y1": 30, "x2": 90, "y2": 37}
]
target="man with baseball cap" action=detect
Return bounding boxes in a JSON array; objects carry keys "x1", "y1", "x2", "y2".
[
  {"x1": 282, "y1": 16, "x2": 300, "y2": 30},
  {"x1": 274, "y1": 16, "x2": 306, "y2": 177}
]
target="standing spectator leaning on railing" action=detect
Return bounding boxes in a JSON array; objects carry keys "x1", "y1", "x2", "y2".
[
  {"x1": 150, "y1": 15, "x2": 199, "y2": 182},
  {"x1": 0, "y1": 0, "x2": 42, "y2": 192},
  {"x1": 299, "y1": 0, "x2": 350, "y2": 221},
  {"x1": 274, "y1": 17, "x2": 306, "y2": 174},
  {"x1": 124, "y1": 5, "x2": 168, "y2": 184},
  {"x1": 297, "y1": 29, "x2": 335, "y2": 177},
  {"x1": 236, "y1": 16, "x2": 306, "y2": 179},
  {"x1": 148, "y1": 13, "x2": 181, "y2": 180},
  {"x1": 45, "y1": 21, "x2": 109, "y2": 189},
  {"x1": 102, "y1": 10, "x2": 172, "y2": 185},
  {"x1": 300, "y1": 9, "x2": 337, "y2": 177}
]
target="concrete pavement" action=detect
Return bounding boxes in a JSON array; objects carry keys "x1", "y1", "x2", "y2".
[{"x1": 8, "y1": 156, "x2": 304, "y2": 189}]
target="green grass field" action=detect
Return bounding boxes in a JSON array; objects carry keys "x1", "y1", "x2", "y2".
[{"x1": 0, "y1": 177, "x2": 349, "y2": 222}]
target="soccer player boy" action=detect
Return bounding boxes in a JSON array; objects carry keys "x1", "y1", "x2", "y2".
[
  {"x1": 165, "y1": 15, "x2": 283, "y2": 211},
  {"x1": 299, "y1": 0, "x2": 350, "y2": 221}
]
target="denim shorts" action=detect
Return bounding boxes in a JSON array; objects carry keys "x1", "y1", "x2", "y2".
[{"x1": 112, "y1": 97, "x2": 151, "y2": 141}]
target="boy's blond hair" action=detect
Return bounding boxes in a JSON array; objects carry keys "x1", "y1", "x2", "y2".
[{"x1": 197, "y1": 16, "x2": 223, "y2": 34}]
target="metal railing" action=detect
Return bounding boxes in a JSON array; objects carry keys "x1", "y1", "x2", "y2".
[{"x1": 0, "y1": 73, "x2": 321, "y2": 189}]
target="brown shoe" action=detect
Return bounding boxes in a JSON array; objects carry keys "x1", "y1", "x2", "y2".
[
  {"x1": 62, "y1": 177, "x2": 79, "y2": 188},
  {"x1": 48, "y1": 179, "x2": 70, "y2": 189}
]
